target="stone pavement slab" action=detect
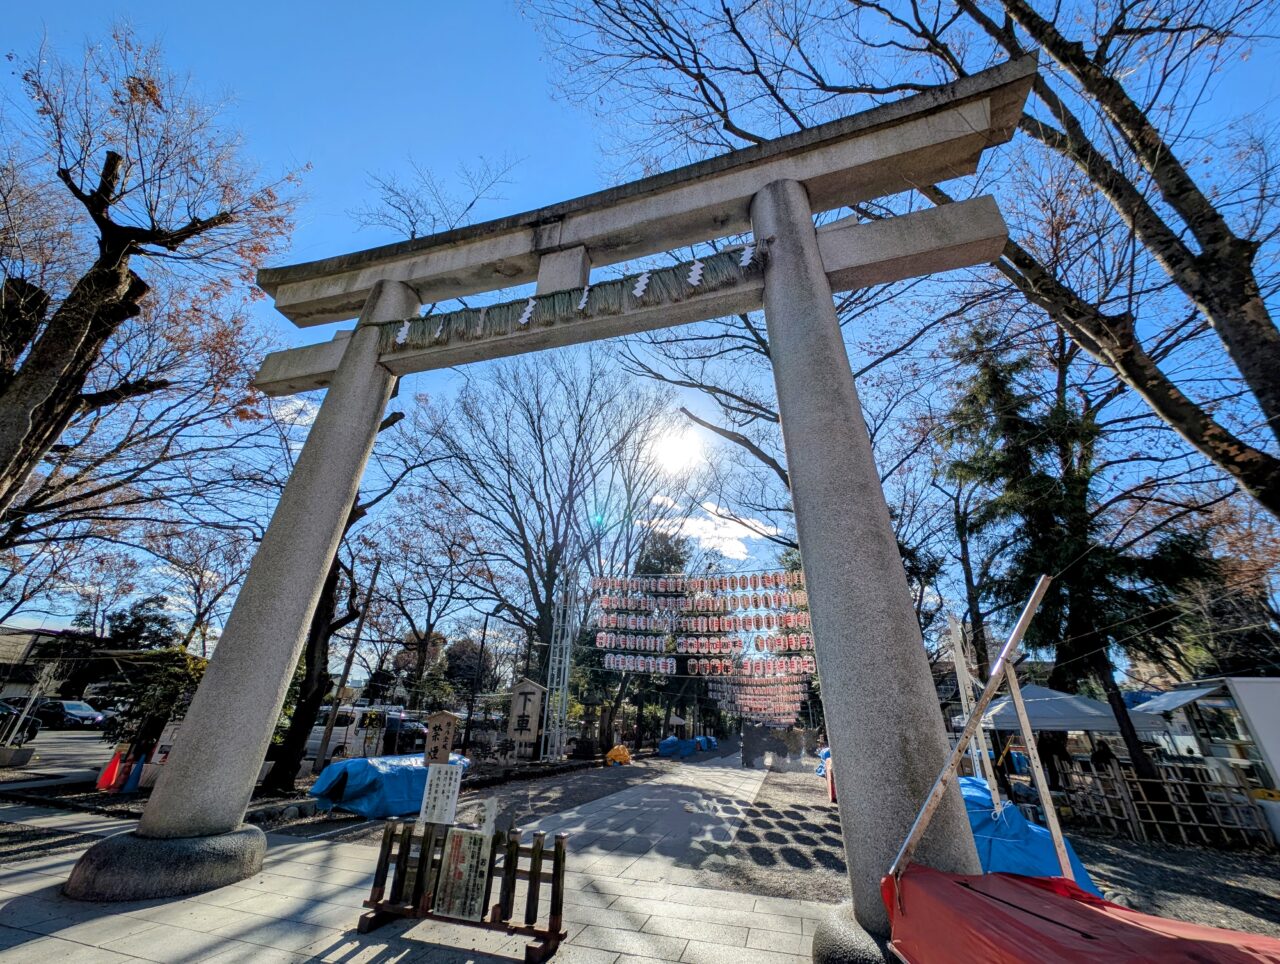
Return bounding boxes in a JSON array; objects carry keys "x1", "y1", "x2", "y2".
[{"x1": 0, "y1": 755, "x2": 832, "y2": 963}]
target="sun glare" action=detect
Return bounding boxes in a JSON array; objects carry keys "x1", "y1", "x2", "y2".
[{"x1": 650, "y1": 429, "x2": 704, "y2": 475}]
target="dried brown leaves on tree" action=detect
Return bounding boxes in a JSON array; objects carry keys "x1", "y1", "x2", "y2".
[
  {"x1": 0, "y1": 28, "x2": 298, "y2": 524},
  {"x1": 0, "y1": 27, "x2": 300, "y2": 619}
]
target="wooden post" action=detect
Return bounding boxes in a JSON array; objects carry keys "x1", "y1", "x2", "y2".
[
  {"x1": 950, "y1": 616, "x2": 1000, "y2": 809},
  {"x1": 549, "y1": 833, "x2": 567, "y2": 935},
  {"x1": 482, "y1": 829, "x2": 502, "y2": 917},
  {"x1": 369, "y1": 821, "x2": 397, "y2": 904},
  {"x1": 389, "y1": 821, "x2": 413, "y2": 904},
  {"x1": 1109, "y1": 759, "x2": 1147, "y2": 842},
  {"x1": 499, "y1": 829, "x2": 520, "y2": 922},
  {"x1": 890, "y1": 575, "x2": 1052, "y2": 880},
  {"x1": 1004, "y1": 669, "x2": 1073, "y2": 880},
  {"x1": 524, "y1": 831, "x2": 546, "y2": 926},
  {"x1": 414, "y1": 824, "x2": 439, "y2": 913}
]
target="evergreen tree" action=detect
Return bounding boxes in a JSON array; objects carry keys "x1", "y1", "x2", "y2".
[{"x1": 942, "y1": 326, "x2": 1220, "y2": 781}]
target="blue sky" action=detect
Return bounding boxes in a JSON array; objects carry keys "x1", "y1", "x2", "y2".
[
  {"x1": 3, "y1": 3, "x2": 790, "y2": 631},
  {"x1": 15, "y1": 3, "x2": 1276, "y2": 611},
  {"x1": 6, "y1": 3, "x2": 606, "y2": 351}
]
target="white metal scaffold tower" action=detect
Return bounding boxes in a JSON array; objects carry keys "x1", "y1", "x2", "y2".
[{"x1": 540, "y1": 587, "x2": 577, "y2": 761}]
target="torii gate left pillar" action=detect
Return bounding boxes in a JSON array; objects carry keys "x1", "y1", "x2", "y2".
[
  {"x1": 65, "y1": 280, "x2": 420, "y2": 898},
  {"x1": 65, "y1": 56, "x2": 1035, "y2": 963}
]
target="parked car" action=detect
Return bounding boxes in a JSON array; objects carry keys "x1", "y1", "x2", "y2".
[
  {"x1": 34, "y1": 699, "x2": 105, "y2": 730},
  {"x1": 0, "y1": 700, "x2": 41, "y2": 745},
  {"x1": 93, "y1": 698, "x2": 131, "y2": 725}
]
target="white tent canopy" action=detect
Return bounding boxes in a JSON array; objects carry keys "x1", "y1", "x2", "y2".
[
  {"x1": 1131, "y1": 684, "x2": 1223, "y2": 714},
  {"x1": 981, "y1": 683, "x2": 1165, "y2": 734}
]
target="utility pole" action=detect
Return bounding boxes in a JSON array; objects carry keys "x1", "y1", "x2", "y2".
[{"x1": 312, "y1": 558, "x2": 381, "y2": 774}]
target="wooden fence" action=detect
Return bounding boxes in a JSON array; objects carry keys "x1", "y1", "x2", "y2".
[
  {"x1": 360, "y1": 821, "x2": 568, "y2": 963},
  {"x1": 1063, "y1": 759, "x2": 1274, "y2": 850}
]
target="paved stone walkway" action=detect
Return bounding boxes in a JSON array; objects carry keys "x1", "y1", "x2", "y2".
[{"x1": 0, "y1": 755, "x2": 833, "y2": 962}]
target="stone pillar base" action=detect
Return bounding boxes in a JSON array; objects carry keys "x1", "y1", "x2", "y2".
[
  {"x1": 811, "y1": 903, "x2": 891, "y2": 964},
  {"x1": 64, "y1": 827, "x2": 266, "y2": 901}
]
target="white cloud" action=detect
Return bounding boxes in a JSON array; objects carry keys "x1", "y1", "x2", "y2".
[
  {"x1": 645, "y1": 501, "x2": 782, "y2": 560},
  {"x1": 270, "y1": 396, "x2": 320, "y2": 428}
]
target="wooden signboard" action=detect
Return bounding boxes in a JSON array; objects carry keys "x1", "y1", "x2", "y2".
[
  {"x1": 424, "y1": 710, "x2": 460, "y2": 765},
  {"x1": 433, "y1": 828, "x2": 492, "y2": 921},
  {"x1": 506, "y1": 678, "x2": 545, "y2": 759},
  {"x1": 359, "y1": 822, "x2": 569, "y2": 963}
]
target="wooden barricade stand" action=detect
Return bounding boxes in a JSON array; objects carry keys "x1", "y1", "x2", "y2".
[{"x1": 359, "y1": 820, "x2": 569, "y2": 964}]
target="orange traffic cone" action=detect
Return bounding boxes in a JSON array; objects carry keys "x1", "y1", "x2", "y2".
[
  {"x1": 107, "y1": 754, "x2": 137, "y2": 794},
  {"x1": 96, "y1": 750, "x2": 122, "y2": 790}
]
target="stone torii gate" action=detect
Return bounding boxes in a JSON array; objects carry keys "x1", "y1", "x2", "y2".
[{"x1": 69, "y1": 57, "x2": 1035, "y2": 956}]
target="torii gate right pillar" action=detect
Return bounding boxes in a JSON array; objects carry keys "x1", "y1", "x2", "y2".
[{"x1": 752, "y1": 180, "x2": 980, "y2": 954}]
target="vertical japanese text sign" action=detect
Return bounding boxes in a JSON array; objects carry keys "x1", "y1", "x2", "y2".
[
  {"x1": 505, "y1": 678, "x2": 544, "y2": 749},
  {"x1": 425, "y1": 711, "x2": 460, "y2": 765}
]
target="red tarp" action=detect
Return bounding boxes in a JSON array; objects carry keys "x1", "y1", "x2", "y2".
[{"x1": 881, "y1": 865, "x2": 1280, "y2": 963}]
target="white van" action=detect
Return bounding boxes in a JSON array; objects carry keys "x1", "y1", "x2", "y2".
[{"x1": 306, "y1": 705, "x2": 425, "y2": 763}]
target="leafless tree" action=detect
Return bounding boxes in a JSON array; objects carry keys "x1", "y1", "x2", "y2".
[
  {"x1": 425, "y1": 349, "x2": 684, "y2": 681},
  {"x1": 65, "y1": 550, "x2": 143, "y2": 638},
  {"x1": 146, "y1": 525, "x2": 253, "y2": 658},
  {"x1": 349, "y1": 155, "x2": 520, "y2": 241},
  {"x1": 1, "y1": 26, "x2": 298, "y2": 521},
  {"x1": 369, "y1": 486, "x2": 485, "y2": 709},
  {"x1": 531, "y1": 0, "x2": 1280, "y2": 519}
]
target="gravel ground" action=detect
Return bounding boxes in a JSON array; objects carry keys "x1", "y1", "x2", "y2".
[
  {"x1": 274, "y1": 753, "x2": 691, "y2": 844},
  {"x1": 0, "y1": 780, "x2": 309, "y2": 819},
  {"x1": 690, "y1": 766, "x2": 1280, "y2": 939},
  {"x1": 0, "y1": 769, "x2": 50, "y2": 785},
  {"x1": 1072, "y1": 830, "x2": 1280, "y2": 938},
  {"x1": 0, "y1": 824, "x2": 98, "y2": 865}
]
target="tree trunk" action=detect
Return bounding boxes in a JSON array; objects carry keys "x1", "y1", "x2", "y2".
[
  {"x1": 0, "y1": 260, "x2": 147, "y2": 521},
  {"x1": 930, "y1": 183, "x2": 1280, "y2": 520},
  {"x1": 633, "y1": 690, "x2": 645, "y2": 752},
  {"x1": 1086, "y1": 649, "x2": 1160, "y2": 783},
  {"x1": 408, "y1": 629, "x2": 434, "y2": 712},
  {"x1": 955, "y1": 506, "x2": 992, "y2": 678},
  {"x1": 601, "y1": 673, "x2": 631, "y2": 759},
  {"x1": 261, "y1": 559, "x2": 340, "y2": 794}
]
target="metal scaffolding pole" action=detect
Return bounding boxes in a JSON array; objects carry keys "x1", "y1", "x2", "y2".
[{"x1": 540, "y1": 587, "x2": 576, "y2": 761}]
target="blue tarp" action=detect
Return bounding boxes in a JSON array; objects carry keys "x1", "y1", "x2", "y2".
[
  {"x1": 960, "y1": 776, "x2": 1101, "y2": 896},
  {"x1": 814, "y1": 746, "x2": 831, "y2": 777},
  {"x1": 989, "y1": 747, "x2": 1030, "y2": 775},
  {"x1": 660, "y1": 735, "x2": 718, "y2": 759},
  {"x1": 310, "y1": 752, "x2": 470, "y2": 819}
]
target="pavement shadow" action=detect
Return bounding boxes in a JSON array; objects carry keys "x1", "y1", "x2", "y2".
[
  {"x1": 0, "y1": 884, "x2": 171, "y2": 953},
  {"x1": 304, "y1": 931, "x2": 519, "y2": 963}
]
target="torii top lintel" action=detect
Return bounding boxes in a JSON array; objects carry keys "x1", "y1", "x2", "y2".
[{"x1": 257, "y1": 57, "x2": 1035, "y2": 328}]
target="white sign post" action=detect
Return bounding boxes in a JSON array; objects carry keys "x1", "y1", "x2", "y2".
[{"x1": 416, "y1": 763, "x2": 462, "y2": 828}]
